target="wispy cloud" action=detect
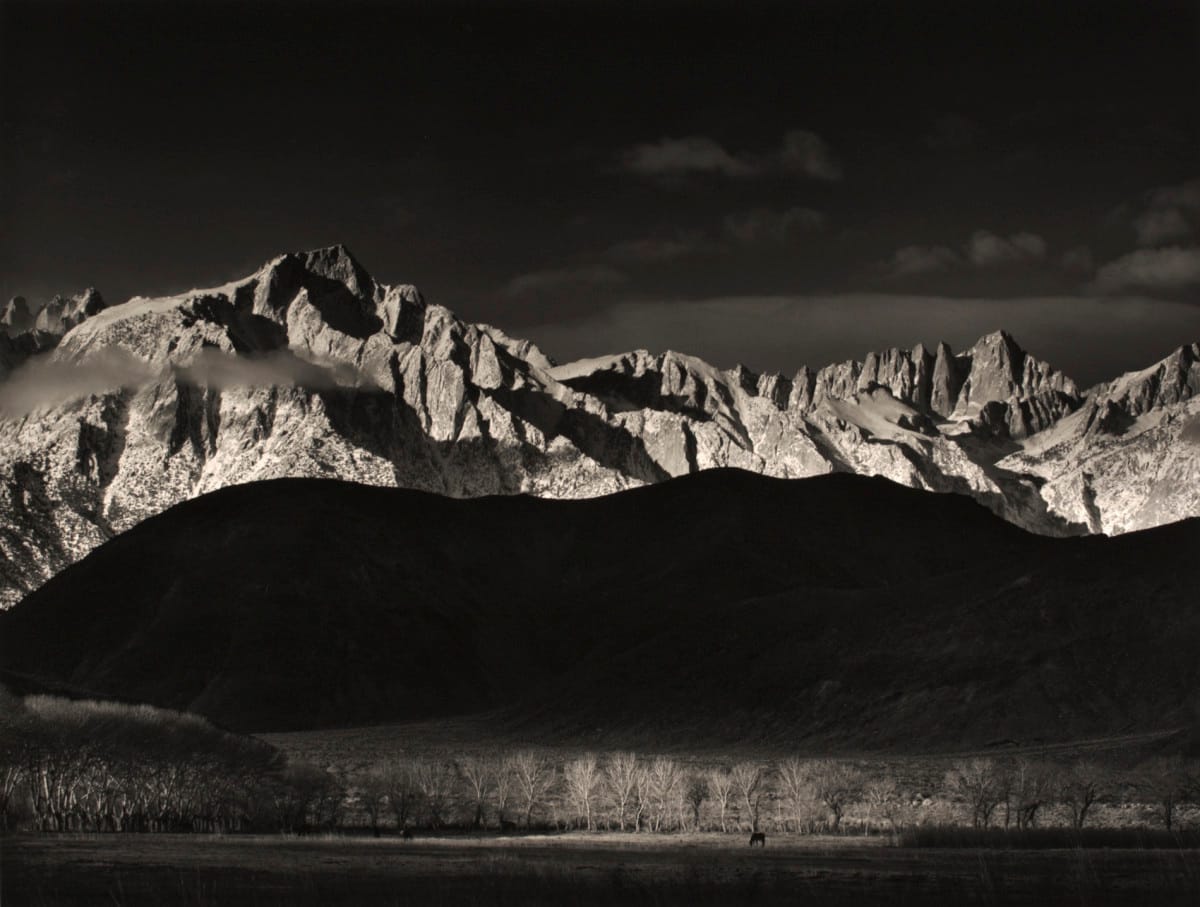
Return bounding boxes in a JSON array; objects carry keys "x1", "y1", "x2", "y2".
[
  {"x1": 1060, "y1": 245, "x2": 1095, "y2": 273},
  {"x1": 0, "y1": 348, "x2": 369, "y2": 419},
  {"x1": 883, "y1": 230, "x2": 1048, "y2": 277},
  {"x1": 1093, "y1": 246, "x2": 1200, "y2": 293},
  {"x1": 1133, "y1": 207, "x2": 1193, "y2": 246},
  {"x1": 1115, "y1": 177, "x2": 1200, "y2": 247},
  {"x1": 775, "y1": 130, "x2": 842, "y2": 181},
  {"x1": 600, "y1": 234, "x2": 711, "y2": 264},
  {"x1": 966, "y1": 230, "x2": 1046, "y2": 266},
  {"x1": 885, "y1": 244, "x2": 961, "y2": 276},
  {"x1": 723, "y1": 207, "x2": 826, "y2": 245},
  {"x1": 621, "y1": 136, "x2": 756, "y2": 178},
  {"x1": 620, "y1": 129, "x2": 841, "y2": 181},
  {"x1": 503, "y1": 265, "x2": 627, "y2": 298}
]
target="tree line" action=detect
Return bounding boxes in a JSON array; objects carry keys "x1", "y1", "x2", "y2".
[
  {"x1": 0, "y1": 689, "x2": 341, "y2": 833},
  {"x1": 3, "y1": 689, "x2": 1197, "y2": 836},
  {"x1": 348, "y1": 751, "x2": 1200, "y2": 836}
]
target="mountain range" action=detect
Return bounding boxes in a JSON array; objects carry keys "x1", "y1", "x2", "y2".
[
  {"x1": 2, "y1": 470, "x2": 1196, "y2": 748},
  {"x1": 1, "y1": 244, "x2": 1198, "y2": 608}
]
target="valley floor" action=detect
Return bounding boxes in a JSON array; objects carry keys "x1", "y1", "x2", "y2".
[{"x1": 4, "y1": 832, "x2": 1199, "y2": 906}]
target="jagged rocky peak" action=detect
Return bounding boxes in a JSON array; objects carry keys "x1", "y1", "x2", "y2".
[
  {"x1": 1, "y1": 289, "x2": 106, "y2": 337},
  {"x1": 1097, "y1": 342, "x2": 1200, "y2": 418},
  {"x1": 952, "y1": 330, "x2": 1077, "y2": 418},
  {"x1": 1, "y1": 296, "x2": 35, "y2": 334},
  {"x1": 477, "y1": 324, "x2": 557, "y2": 372},
  {"x1": 855, "y1": 343, "x2": 934, "y2": 410},
  {"x1": 35, "y1": 288, "x2": 107, "y2": 334},
  {"x1": 56, "y1": 244, "x2": 433, "y2": 368},
  {"x1": 245, "y1": 243, "x2": 425, "y2": 342}
]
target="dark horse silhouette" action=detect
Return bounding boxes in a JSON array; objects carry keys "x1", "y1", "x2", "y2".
[{"x1": 749, "y1": 832, "x2": 766, "y2": 847}]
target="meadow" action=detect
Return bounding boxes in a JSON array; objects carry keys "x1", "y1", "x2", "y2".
[{"x1": 5, "y1": 830, "x2": 1200, "y2": 906}]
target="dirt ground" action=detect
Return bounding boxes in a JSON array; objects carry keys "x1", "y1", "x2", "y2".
[{"x1": 4, "y1": 831, "x2": 1199, "y2": 906}]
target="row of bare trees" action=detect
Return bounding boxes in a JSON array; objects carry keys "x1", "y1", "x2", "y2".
[
  {"x1": 4, "y1": 686, "x2": 1195, "y2": 836},
  {"x1": 942, "y1": 756, "x2": 1200, "y2": 832},
  {"x1": 346, "y1": 751, "x2": 1200, "y2": 835},
  {"x1": 0, "y1": 690, "x2": 342, "y2": 833}
]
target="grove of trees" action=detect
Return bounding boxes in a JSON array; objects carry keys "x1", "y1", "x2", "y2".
[
  {"x1": 3, "y1": 688, "x2": 1198, "y2": 837},
  {"x1": 0, "y1": 689, "x2": 342, "y2": 833}
]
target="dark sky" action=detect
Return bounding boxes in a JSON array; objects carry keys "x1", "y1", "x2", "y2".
[{"x1": 2, "y1": 0, "x2": 1198, "y2": 385}]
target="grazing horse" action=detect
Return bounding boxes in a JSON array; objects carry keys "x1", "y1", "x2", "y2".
[{"x1": 749, "y1": 832, "x2": 766, "y2": 847}]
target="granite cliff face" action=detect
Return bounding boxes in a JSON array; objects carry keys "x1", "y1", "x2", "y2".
[
  {"x1": 0, "y1": 245, "x2": 1196, "y2": 606},
  {"x1": 1, "y1": 289, "x2": 107, "y2": 380}
]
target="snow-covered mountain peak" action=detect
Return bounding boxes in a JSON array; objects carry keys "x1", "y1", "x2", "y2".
[{"x1": 0, "y1": 246, "x2": 1196, "y2": 607}]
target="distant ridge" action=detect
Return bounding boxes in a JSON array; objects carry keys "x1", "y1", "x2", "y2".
[{"x1": 2, "y1": 470, "x2": 1197, "y2": 749}]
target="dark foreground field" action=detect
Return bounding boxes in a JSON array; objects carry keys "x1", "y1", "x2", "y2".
[{"x1": 4, "y1": 833, "x2": 1199, "y2": 906}]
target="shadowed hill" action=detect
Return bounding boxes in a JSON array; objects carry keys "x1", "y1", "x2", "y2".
[{"x1": 1, "y1": 470, "x2": 1196, "y2": 748}]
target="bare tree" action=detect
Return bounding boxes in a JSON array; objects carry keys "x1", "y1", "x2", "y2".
[
  {"x1": 456, "y1": 756, "x2": 495, "y2": 829},
  {"x1": 494, "y1": 757, "x2": 516, "y2": 828},
  {"x1": 863, "y1": 777, "x2": 899, "y2": 835},
  {"x1": 1009, "y1": 759, "x2": 1053, "y2": 830},
  {"x1": 943, "y1": 759, "x2": 1005, "y2": 829},
  {"x1": 807, "y1": 760, "x2": 863, "y2": 832},
  {"x1": 1136, "y1": 756, "x2": 1198, "y2": 832},
  {"x1": 604, "y1": 752, "x2": 641, "y2": 831},
  {"x1": 510, "y1": 750, "x2": 556, "y2": 829},
  {"x1": 413, "y1": 760, "x2": 454, "y2": 829},
  {"x1": 0, "y1": 695, "x2": 29, "y2": 832},
  {"x1": 357, "y1": 765, "x2": 391, "y2": 836},
  {"x1": 707, "y1": 767, "x2": 735, "y2": 833},
  {"x1": 776, "y1": 757, "x2": 812, "y2": 833},
  {"x1": 563, "y1": 754, "x2": 602, "y2": 830},
  {"x1": 632, "y1": 761, "x2": 652, "y2": 831},
  {"x1": 730, "y1": 762, "x2": 766, "y2": 832},
  {"x1": 1056, "y1": 761, "x2": 1106, "y2": 830},
  {"x1": 645, "y1": 757, "x2": 681, "y2": 832},
  {"x1": 685, "y1": 774, "x2": 709, "y2": 831},
  {"x1": 381, "y1": 758, "x2": 420, "y2": 832}
]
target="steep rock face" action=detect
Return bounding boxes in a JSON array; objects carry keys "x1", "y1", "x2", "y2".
[
  {"x1": 951, "y1": 331, "x2": 1079, "y2": 437},
  {"x1": 1099, "y1": 343, "x2": 1200, "y2": 417},
  {"x1": 0, "y1": 290, "x2": 108, "y2": 380},
  {"x1": 997, "y1": 344, "x2": 1200, "y2": 535},
  {"x1": 1, "y1": 297, "x2": 36, "y2": 333},
  {"x1": 33, "y1": 289, "x2": 107, "y2": 335},
  {"x1": 0, "y1": 245, "x2": 1196, "y2": 607}
]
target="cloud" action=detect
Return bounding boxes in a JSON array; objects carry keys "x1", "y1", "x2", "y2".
[
  {"x1": 175, "y1": 349, "x2": 368, "y2": 391},
  {"x1": 0, "y1": 348, "x2": 154, "y2": 417},
  {"x1": 776, "y1": 130, "x2": 842, "y2": 181},
  {"x1": 723, "y1": 207, "x2": 826, "y2": 245},
  {"x1": 966, "y1": 230, "x2": 1047, "y2": 266},
  {"x1": 885, "y1": 244, "x2": 961, "y2": 276},
  {"x1": 601, "y1": 234, "x2": 710, "y2": 264},
  {"x1": 1146, "y1": 178, "x2": 1200, "y2": 211},
  {"x1": 1093, "y1": 246, "x2": 1200, "y2": 293},
  {"x1": 621, "y1": 136, "x2": 755, "y2": 178},
  {"x1": 0, "y1": 348, "x2": 370, "y2": 419},
  {"x1": 883, "y1": 230, "x2": 1048, "y2": 277},
  {"x1": 521, "y1": 293, "x2": 1200, "y2": 389},
  {"x1": 1060, "y1": 245, "x2": 1095, "y2": 273},
  {"x1": 503, "y1": 265, "x2": 627, "y2": 298},
  {"x1": 1119, "y1": 177, "x2": 1200, "y2": 247},
  {"x1": 620, "y1": 129, "x2": 841, "y2": 181},
  {"x1": 1133, "y1": 207, "x2": 1192, "y2": 246}
]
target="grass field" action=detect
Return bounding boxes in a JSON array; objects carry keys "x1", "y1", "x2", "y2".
[{"x1": 5, "y1": 832, "x2": 1200, "y2": 906}]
